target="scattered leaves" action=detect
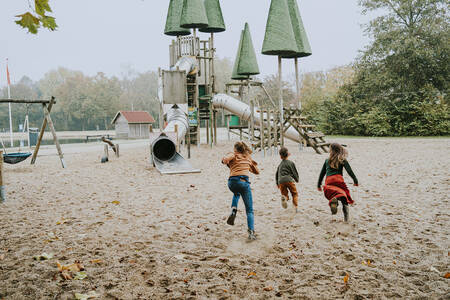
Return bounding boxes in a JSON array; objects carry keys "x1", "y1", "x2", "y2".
[
  {"x1": 57, "y1": 261, "x2": 84, "y2": 272},
  {"x1": 33, "y1": 253, "x2": 53, "y2": 261},
  {"x1": 56, "y1": 218, "x2": 68, "y2": 225},
  {"x1": 343, "y1": 272, "x2": 349, "y2": 284},
  {"x1": 74, "y1": 271, "x2": 87, "y2": 280},
  {"x1": 74, "y1": 291, "x2": 99, "y2": 299},
  {"x1": 90, "y1": 259, "x2": 103, "y2": 264}
]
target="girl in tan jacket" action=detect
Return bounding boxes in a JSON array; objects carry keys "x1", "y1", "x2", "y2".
[{"x1": 222, "y1": 142, "x2": 259, "y2": 240}]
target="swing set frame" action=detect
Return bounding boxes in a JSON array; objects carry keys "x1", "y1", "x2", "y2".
[{"x1": 0, "y1": 96, "x2": 65, "y2": 168}]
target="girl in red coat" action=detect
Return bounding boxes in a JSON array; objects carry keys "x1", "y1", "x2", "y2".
[{"x1": 317, "y1": 143, "x2": 358, "y2": 222}]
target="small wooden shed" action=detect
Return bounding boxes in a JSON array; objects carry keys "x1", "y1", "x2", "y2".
[{"x1": 111, "y1": 111, "x2": 155, "y2": 139}]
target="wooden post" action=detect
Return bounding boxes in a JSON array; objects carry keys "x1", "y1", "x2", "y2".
[
  {"x1": 187, "y1": 129, "x2": 191, "y2": 159},
  {"x1": 43, "y1": 103, "x2": 66, "y2": 168},
  {"x1": 259, "y1": 106, "x2": 265, "y2": 157},
  {"x1": 101, "y1": 144, "x2": 109, "y2": 163},
  {"x1": 274, "y1": 112, "x2": 279, "y2": 152},
  {"x1": 115, "y1": 144, "x2": 120, "y2": 158},
  {"x1": 226, "y1": 115, "x2": 230, "y2": 141},
  {"x1": 31, "y1": 98, "x2": 54, "y2": 165},
  {"x1": 213, "y1": 110, "x2": 217, "y2": 146},
  {"x1": 278, "y1": 56, "x2": 284, "y2": 146},
  {"x1": 0, "y1": 150, "x2": 5, "y2": 203},
  {"x1": 267, "y1": 109, "x2": 272, "y2": 155}
]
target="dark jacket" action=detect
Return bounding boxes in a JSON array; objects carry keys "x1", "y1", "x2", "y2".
[{"x1": 275, "y1": 159, "x2": 299, "y2": 185}]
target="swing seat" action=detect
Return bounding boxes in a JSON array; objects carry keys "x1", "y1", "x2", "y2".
[{"x1": 3, "y1": 152, "x2": 32, "y2": 164}]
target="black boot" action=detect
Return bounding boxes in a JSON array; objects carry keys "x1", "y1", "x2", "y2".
[
  {"x1": 227, "y1": 207, "x2": 237, "y2": 226},
  {"x1": 247, "y1": 229, "x2": 257, "y2": 241},
  {"x1": 343, "y1": 204, "x2": 349, "y2": 222}
]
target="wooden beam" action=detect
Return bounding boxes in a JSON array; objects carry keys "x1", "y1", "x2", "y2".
[
  {"x1": 43, "y1": 103, "x2": 66, "y2": 168},
  {"x1": 31, "y1": 97, "x2": 55, "y2": 165},
  {"x1": 0, "y1": 99, "x2": 55, "y2": 104}
]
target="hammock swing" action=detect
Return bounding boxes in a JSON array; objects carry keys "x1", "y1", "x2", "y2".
[
  {"x1": 0, "y1": 103, "x2": 32, "y2": 164},
  {"x1": 0, "y1": 135, "x2": 32, "y2": 164}
]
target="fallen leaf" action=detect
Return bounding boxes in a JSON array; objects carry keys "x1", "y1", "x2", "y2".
[
  {"x1": 90, "y1": 259, "x2": 103, "y2": 264},
  {"x1": 0, "y1": 254, "x2": 4, "y2": 260},
  {"x1": 430, "y1": 266, "x2": 439, "y2": 273},
  {"x1": 33, "y1": 253, "x2": 53, "y2": 261},
  {"x1": 74, "y1": 291, "x2": 99, "y2": 299},
  {"x1": 263, "y1": 286, "x2": 273, "y2": 291},
  {"x1": 74, "y1": 271, "x2": 87, "y2": 280},
  {"x1": 61, "y1": 270, "x2": 72, "y2": 280},
  {"x1": 57, "y1": 261, "x2": 84, "y2": 272},
  {"x1": 444, "y1": 272, "x2": 450, "y2": 279},
  {"x1": 111, "y1": 200, "x2": 120, "y2": 205},
  {"x1": 56, "y1": 219, "x2": 66, "y2": 225},
  {"x1": 343, "y1": 273, "x2": 349, "y2": 284},
  {"x1": 247, "y1": 271, "x2": 256, "y2": 277},
  {"x1": 393, "y1": 261, "x2": 396, "y2": 265}
]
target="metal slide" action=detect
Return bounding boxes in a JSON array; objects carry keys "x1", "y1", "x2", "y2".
[
  {"x1": 153, "y1": 57, "x2": 200, "y2": 174},
  {"x1": 153, "y1": 153, "x2": 200, "y2": 175},
  {"x1": 211, "y1": 93, "x2": 302, "y2": 142}
]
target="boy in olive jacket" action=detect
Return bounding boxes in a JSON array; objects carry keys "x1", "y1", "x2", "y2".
[{"x1": 276, "y1": 147, "x2": 299, "y2": 212}]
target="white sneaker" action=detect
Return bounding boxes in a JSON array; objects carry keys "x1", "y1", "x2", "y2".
[{"x1": 281, "y1": 195, "x2": 288, "y2": 209}]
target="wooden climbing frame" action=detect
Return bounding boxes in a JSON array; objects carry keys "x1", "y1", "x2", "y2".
[{"x1": 282, "y1": 107, "x2": 330, "y2": 154}]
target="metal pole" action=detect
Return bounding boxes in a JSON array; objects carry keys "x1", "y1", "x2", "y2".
[
  {"x1": 295, "y1": 57, "x2": 301, "y2": 110},
  {"x1": 0, "y1": 150, "x2": 5, "y2": 202},
  {"x1": 278, "y1": 56, "x2": 284, "y2": 146},
  {"x1": 8, "y1": 87, "x2": 13, "y2": 148}
]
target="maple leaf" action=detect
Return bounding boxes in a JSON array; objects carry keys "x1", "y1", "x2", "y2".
[
  {"x1": 41, "y1": 16, "x2": 57, "y2": 31},
  {"x1": 15, "y1": 12, "x2": 40, "y2": 34},
  {"x1": 35, "y1": 0, "x2": 52, "y2": 16}
]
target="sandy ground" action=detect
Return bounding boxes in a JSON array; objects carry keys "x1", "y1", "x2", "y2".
[{"x1": 0, "y1": 135, "x2": 449, "y2": 299}]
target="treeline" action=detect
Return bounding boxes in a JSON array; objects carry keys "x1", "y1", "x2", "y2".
[
  {"x1": 300, "y1": 0, "x2": 449, "y2": 136},
  {"x1": 0, "y1": 57, "x2": 235, "y2": 132},
  {"x1": 0, "y1": 68, "x2": 159, "y2": 131}
]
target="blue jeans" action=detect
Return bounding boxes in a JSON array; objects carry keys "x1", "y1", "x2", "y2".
[{"x1": 227, "y1": 176, "x2": 254, "y2": 231}]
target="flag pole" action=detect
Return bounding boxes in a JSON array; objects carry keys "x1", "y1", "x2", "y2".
[{"x1": 7, "y1": 59, "x2": 13, "y2": 148}]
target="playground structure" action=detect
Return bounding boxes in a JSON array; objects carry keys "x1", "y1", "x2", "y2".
[
  {"x1": 152, "y1": 0, "x2": 329, "y2": 174},
  {"x1": 100, "y1": 136, "x2": 120, "y2": 163}
]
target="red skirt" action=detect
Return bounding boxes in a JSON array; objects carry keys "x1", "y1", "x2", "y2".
[{"x1": 323, "y1": 174, "x2": 354, "y2": 205}]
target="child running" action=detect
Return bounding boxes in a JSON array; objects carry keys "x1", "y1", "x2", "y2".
[
  {"x1": 275, "y1": 147, "x2": 299, "y2": 212},
  {"x1": 222, "y1": 141, "x2": 259, "y2": 241},
  {"x1": 317, "y1": 143, "x2": 358, "y2": 222}
]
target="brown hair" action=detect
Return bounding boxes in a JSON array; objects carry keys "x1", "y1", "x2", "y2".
[
  {"x1": 279, "y1": 147, "x2": 289, "y2": 159},
  {"x1": 329, "y1": 143, "x2": 347, "y2": 169},
  {"x1": 234, "y1": 141, "x2": 252, "y2": 155}
]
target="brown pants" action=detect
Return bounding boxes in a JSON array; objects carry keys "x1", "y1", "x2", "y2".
[{"x1": 279, "y1": 182, "x2": 298, "y2": 207}]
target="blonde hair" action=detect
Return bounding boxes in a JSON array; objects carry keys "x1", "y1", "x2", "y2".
[
  {"x1": 329, "y1": 143, "x2": 347, "y2": 169},
  {"x1": 234, "y1": 141, "x2": 252, "y2": 155}
]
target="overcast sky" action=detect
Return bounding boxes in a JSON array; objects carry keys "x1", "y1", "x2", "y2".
[{"x1": 1, "y1": 0, "x2": 374, "y2": 87}]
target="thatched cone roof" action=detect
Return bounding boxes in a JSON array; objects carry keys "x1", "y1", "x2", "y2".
[
  {"x1": 282, "y1": 0, "x2": 312, "y2": 58},
  {"x1": 199, "y1": 0, "x2": 226, "y2": 33},
  {"x1": 164, "y1": 0, "x2": 191, "y2": 36},
  {"x1": 180, "y1": 0, "x2": 209, "y2": 29},
  {"x1": 236, "y1": 23, "x2": 260, "y2": 76},
  {"x1": 262, "y1": 0, "x2": 298, "y2": 56},
  {"x1": 231, "y1": 30, "x2": 247, "y2": 80}
]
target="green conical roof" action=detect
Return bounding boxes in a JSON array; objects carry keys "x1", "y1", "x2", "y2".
[
  {"x1": 262, "y1": 0, "x2": 299, "y2": 56},
  {"x1": 180, "y1": 0, "x2": 209, "y2": 29},
  {"x1": 164, "y1": 0, "x2": 191, "y2": 36},
  {"x1": 199, "y1": 0, "x2": 226, "y2": 33},
  {"x1": 237, "y1": 23, "x2": 260, "y2": 76},
  {"x1": 231, "y1": 30, "x2": 247, "y2": 80},
  {"x1": 282, "y1": 0, "x2": 312, "y2": 58}
]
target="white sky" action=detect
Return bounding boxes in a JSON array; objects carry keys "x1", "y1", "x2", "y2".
[{"x1": 0, "y1": 0, "x2": 373, "y2": 87}]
